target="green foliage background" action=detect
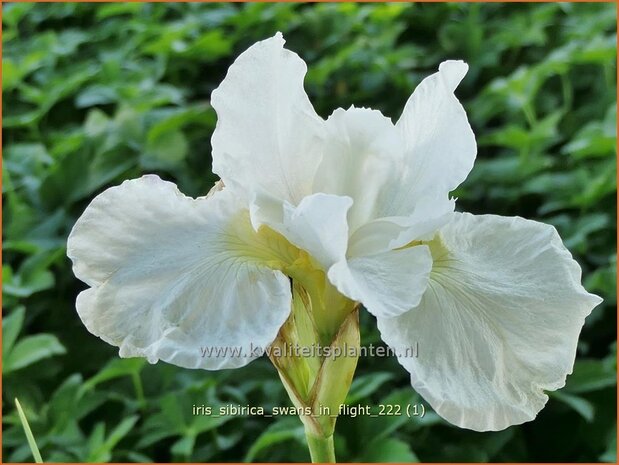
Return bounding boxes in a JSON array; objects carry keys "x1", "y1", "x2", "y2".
[{"x1": 2, "y1": 2, "x2": 617, "y2": 462}]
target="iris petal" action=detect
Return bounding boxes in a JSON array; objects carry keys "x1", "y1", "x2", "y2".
[
  {"x1": 211, "y1": 32, "x2": 324, "y2": 206},
  {"x1": 68, "y1": 176, "x2": 294, "y2": 370},
  {"x1": 377, "y1": 212, "x2": 602, "y2": 431},
  {"x1": 251, "y1": 191, "x2": 352, "y2": 270},
  {"x1": 395, "y1": 60, "x2": 477, "y2": 200},
  {"x1": 328, "y1": 245, "x2": 433, "y2": 318}
]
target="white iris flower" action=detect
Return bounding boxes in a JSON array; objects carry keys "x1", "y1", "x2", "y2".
[{"x1": 68, "y1": 32, "x2": 602, "y2": 439}]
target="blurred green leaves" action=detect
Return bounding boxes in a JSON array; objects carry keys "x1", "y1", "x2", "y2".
[{"x1": 2, "y1": 2, "x2": 616, "y2": 462}]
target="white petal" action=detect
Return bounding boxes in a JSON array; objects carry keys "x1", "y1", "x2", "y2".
[
  {"x1": 347, "y1": 194, "x2": 455, "y2": 257},
  {"x1": 313, "y1": 106, "x2": 456, "y2": 257},
  {"x1": 250, "y1": 187, "x2": 433, "y2": 318},
  {"x1": 328, "y1": 245, "x2": 433, "y2": 318},
  {"x1": 67, "y1": 176, "x2": 293, "y2": 370},
  {"x1": 377, "y1": 213, "x2": 603, "y2": 431},
  {"x1": 313, "y1": 106, "x2": 404, "y2": 232},
  {"x1": 394, "y1": 60, "x2": 476, "y2": 204},
  {"x1": 251, "y1": 191, "x2": 352, "y2": 270},
  {"x1": 211, "y1": 32, "x2": 324, "y2": 205}
]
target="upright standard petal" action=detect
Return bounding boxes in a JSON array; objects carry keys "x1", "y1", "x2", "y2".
[
  {"x1": 67, "y1": 176, "x2": 294, "y2": 370},
  {"x1": 377, "y1": 213, "x2": 602, "y2": 431},
  {"x1": 392, "y1": 60, "x2": 476, "y2": 209},
  {"x1": 302, "y1": 107, "x2": 438, "y2": 316},
  {"x1": 313, "y1": 106, "x2": 404, "y2": 233},
  {"x1": 313, "y1": 106, "x2": 456, "y2": 257},
  {"x1": 211, "y1": 32, "x2": 324, "y2": 205}
]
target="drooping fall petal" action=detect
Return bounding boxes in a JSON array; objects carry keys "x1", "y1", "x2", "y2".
[
  {"x1": 68, "y1": 176, "x2": 294, "y2": 370},
  {"x1": 377, "y1": 212, "x2": 602, "y2": 431}
]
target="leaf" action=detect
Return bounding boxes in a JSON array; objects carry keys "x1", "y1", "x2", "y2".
[
  {"x1": 244, "y1": 419, "x2": 305, "y2": 462},
  {"x1": 550, "y1": 390, "x2": 595, "y2": 422},
  {"x1": 14, "y1": 399, "x2": 43, "y2": 463},
  {"x1": 75, "y1": 85, "x2": 119, "y2": 108},
  {"x1": 3, "y1": 58, "x2": 21, "y2": 90},
  {"x1": 565, "y1": 359, "x2": 617, "y2": 394},
  {"x1": 82, "y1": 358, "x2": 146, "y2": 392},
  {"x1": 145, "y1": 104, "x2": 214, "y2": 143},
  {"x1": 4, "y1": 334, "x2": 66, "y2": 374},
  {"x1": 84, "y1": 108, "x2": 111, "y2": 137},
  {"x1": 143, "y1": 129, "x2": 188, "y2": 168},
  {"x1": 171, "y1": 434, "x2": 195, "y2": 459},
  {"x1": 361, "y1": 437, "x2": 419, "y2": 462},
  {"x1": 179, "y1": 30, "x2": 232, "y2": 60},
  {"x1": 2, "y1": 266, "x2": 55, "y2": 298},
  {"x1": 40, "y1": 149, "x2": 138, "y2": 207},
  {"x1": 2, "y1": 3, "x2": 35, "y2": 27},
  {"x1": 86, "y1": 423, "x2": 106, "y2": 458},
  {"x1": 48, "y1": 374, "x2": 83, "y2": 432},
  {"x1": 95, "y1": 2, "x2": 145, "y2": 19},
  {"x1": 87, "y1": 416, "x2": 139, "y2": 462},
  {"x1": 600, "y1": 426, "x2": 617, "y2": 462},
  {"x1": 346, "y1": 372, "x2": 393, "y2": 404},
  {"x1": 2, "y1": 307, "x2": 26, "y2": 356}
]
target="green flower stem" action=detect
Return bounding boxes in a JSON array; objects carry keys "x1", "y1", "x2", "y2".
[
  {"x1": 305, "y1": 431, "x2": 336, "y2": 463},
  {"x1": 270, "y1": 263, "x2": 359, "y2": 464}
]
